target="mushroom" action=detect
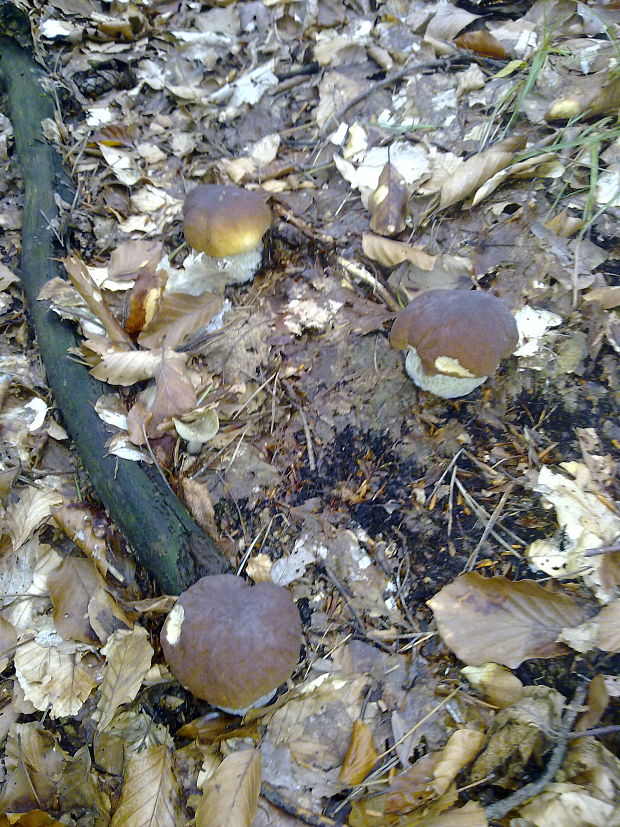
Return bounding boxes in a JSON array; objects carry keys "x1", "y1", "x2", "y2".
[
  {"x1": 183, "y1": 184, "x2": 271, "y2": 284},
  {"x1": 161, "y1": 574, "x2": 302, "y2": 714},
  {"x1": 389, "y1": 289, "x2": 518, "y2": 399}
]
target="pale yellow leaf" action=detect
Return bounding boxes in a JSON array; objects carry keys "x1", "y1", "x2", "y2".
[
  {"x1": 90, "y1": 348, "x2": 169, "y2": 385},
  {"x1": 14, "y1": 634, "x2": 98, "y2": 717},
  {"x1": 195, "y1": 749, "x2": 261, "y2": 827},
  {"x1": 95, "y1": 625, "x2": 154, "y2": 729},
  {"x1": 432, "y1": 730, "x2": 485, "y2": 795},
  {"x1": 110, "y1": 744, "x2": 182, "y2": 826}
]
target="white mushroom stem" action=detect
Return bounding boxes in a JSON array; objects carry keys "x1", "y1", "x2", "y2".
[{"x1": 404, "y1": 346, "x2": 487, "y2": 399}]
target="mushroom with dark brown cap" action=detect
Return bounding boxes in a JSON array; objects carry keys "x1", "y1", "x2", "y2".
[
  {"x1": 183, "y1": 184, "x2": 271, "y2": 284},
  {"x1": 390, "y1": 289, "x2": 518, "y2": 399},
  {"x1": 161, "y1": 574, "x2": 302, "y2": 714}
]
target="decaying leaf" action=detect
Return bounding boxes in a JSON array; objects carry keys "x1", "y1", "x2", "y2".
[
  {"x1": 110, "y1": 745, "x2": 182, "y2": 826},
  {"x1": 362, "y1": 232, "x2": 436, "y2": 269},
  {"x1": 454, "y1": 30, "x2": 508, "y2": 59},
  {"x1": 195, "y1": 749, "x2": 261, "y2": 827},
  {"x1": 369, "y1": 163, "x2": 409, "y2": 236},
  {"x1": 428, "y1": 573, "x2": 587, "y2": 667},
  {"x1": 469, "y1": 686, "x2": 565, "y2": 786},
  {"x1": 339, "y1": 719, "x2": 378, "y2": 785},
  {"x1": 94, "y1": 625, "x2": 154, "y2": 730},
  {"x1": 526, "y1": 462, "x2": 620, "y2": 601},
  {"x1": 0, "y1": 723, "x2": 68, "y2": 813},
  {"x1": 518, "y1": 782, "x2": 617, "y2": 826}
]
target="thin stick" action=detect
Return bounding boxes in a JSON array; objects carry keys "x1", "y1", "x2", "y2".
[
  {"x1": 465, "y1": 485, "x2": 514, "y2": 571},
  {"x1": 336, "y1": 256, "x2": 400, "y2": 312}
]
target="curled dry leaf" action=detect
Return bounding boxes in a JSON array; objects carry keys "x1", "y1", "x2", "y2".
[
  {"x1": 339, "y1": 719, "x2": 378, "y2": 786},
  {"x1": 362, "y1": 232, "x2": 436, "y2": 269},
  {"x1": 461, "y1": 663, "x2": 524, "y2": 708},
  {"x1": 369, "y1": 162, "x2": 409, "y2": 237},
  {"x1": 195, "y1": 749, "x2": 261, "y2": 827},
  {"x1": 427, "y1": 573, "x2": 587, "y2": 668},
  {"x1": 432, "y1": 730, "x2": 485, "y2": 796},
  {"x1": 439, "y1": 137, "x2": 525, "y2": 210},
  {"x1": 454, "y1": 30, "x2": 508, "y2": 59}
]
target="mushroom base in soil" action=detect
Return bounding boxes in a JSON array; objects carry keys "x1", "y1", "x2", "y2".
[
  {"x1": 390, "y1": 289, "x2": 519, "y2": 399},
  {"x1": 404, "y1": 346, "x2": 488, "y2": 398},
  {"x1": 161, "y1": 574, "x2": 302, "y2": 715}
]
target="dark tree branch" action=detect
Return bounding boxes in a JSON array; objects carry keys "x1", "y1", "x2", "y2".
[{"x1": 0, "y1": 8, "x2": 230, "y2": 593}]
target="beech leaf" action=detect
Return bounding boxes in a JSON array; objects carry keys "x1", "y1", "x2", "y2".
[
  {"x1": 427, "y1": 573, "x2": 587, "y2": 667},
  {"x1": 195, "y1": 749, "x2": 261, "y2": 827},
  {"x1": 110, "y1": 745, "x2": 182, "y2": 826}
]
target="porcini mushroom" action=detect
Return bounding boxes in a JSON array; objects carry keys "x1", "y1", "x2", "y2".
[
  {"x1": 161, "y1": 574, "x2": 302, "y2": 714},
  {"x1": 390, "y1": 289, "x2": 518, "y2": 398},
  {"x1": 183, "y1": 184, "x2": 271, "y2": 284}
]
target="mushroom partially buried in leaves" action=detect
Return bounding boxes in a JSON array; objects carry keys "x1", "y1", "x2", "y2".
[
  {"x1": 390, "y1": 289, "x2": 518, "y2": 399},
  {"x1": 183, "y1": 184, "x2": 271, "y2": 284},
  {"x1": 161, "y1": 574, "x2": 302, "y2": 714}
]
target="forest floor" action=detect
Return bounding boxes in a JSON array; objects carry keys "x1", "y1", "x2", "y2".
[{"x1": 0, "y1": 0, "x2": 619, "y2": 825}]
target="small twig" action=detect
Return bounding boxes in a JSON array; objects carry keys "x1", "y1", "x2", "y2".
[
  {"x1": 336, "y1": 256, "x2": 400, "y2": 312},
  {"x1": 485, "y1": 682, "x2": 588, "y2": 822},
  {"x1": 282, "y1": 380, "x2": 316, "y2": 471},
  {"x1": 569, "y1": 724, "x2": 620, "y2": 739},
  {"x1": 584, "y1": 542, "x2": 620, "y2": 557},
  {"x1": 260, "y1": 782, "x2": 337, "y2": 827},
  {"x1": 320, "y1": 56, "x2": 459, "y2": 136},
  {"x1": 464, "y1": 485, "x2": 515, "y2": 571},
  {"x1": 323, "y1": 564, "x2": 367, "y2": 638}
]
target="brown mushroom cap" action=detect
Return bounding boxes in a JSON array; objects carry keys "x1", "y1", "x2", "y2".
[
  {"x1": 390, "y1": 289, "x2": 518, "y2": 378},
  {"x1": 183, "y1": 185, "x2": 271, "y2": 258},
  {"x1": 161, "y1": 574, "x2": 302, "y2": 711}
]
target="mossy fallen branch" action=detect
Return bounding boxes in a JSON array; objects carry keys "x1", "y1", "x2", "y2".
[{"x1": 0, "y1": 8, "x2": 230, "y2": 593}]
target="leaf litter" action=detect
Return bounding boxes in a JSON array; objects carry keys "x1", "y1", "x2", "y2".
[{"x1": 0, "y1": 0, "x2": 619, "y2": 825}]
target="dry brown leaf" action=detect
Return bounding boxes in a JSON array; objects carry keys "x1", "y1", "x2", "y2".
[
  {"x1": 576, "y1": 674, "x2": 609, "y2": 732},
  {"x1": 369, "y1": 163, "x2": 409, "y2": 237},
  {"x1": 0, "y1": 723, "x2": 67, "y2": 813},
  {"x1": 3, "y1": 486, "x2": 63, "y2": 553},
  {"x1": 593, "y1": 600, "x2": 620, "y2": 653},
  {"x1": 195, "y1": 749, "x2": 261, "y2": 827},
  {"x1": 137, "y1": 290, "x2": 223, "y2": 350},
  {"x1": 385, "y1": 753, "x2": 439, "y2": 814},
  {"x1": 48, "y1": 557, "x2": 102, "y2": 644},
  {"x1": 427, "y1": 573, "x2": 587, "y2": 667},
  {"x1": 94, "y1": 625, "x2": 154, "y2": 730},
  {"x1": 51, "y1": 501, "x2": 126, "y2": 582},
  {"x1": 454, "y1": 30, "x2": 507, "y2": 59},
  {"x1": 88, "y1": 587, "x2": 133, "y2": 645},
  {"x1": 108, "y1": 239, "x2": 163, "y2": 281},
  {"x1": 339, "y1": 719, "x2": 378, "y2": 786},
  {"x1": 439, "y1": 140, "x2": 523, "y2": 210},
  {"x1": 110, "y1": 745, "x2": 182, "y2": 826}
]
